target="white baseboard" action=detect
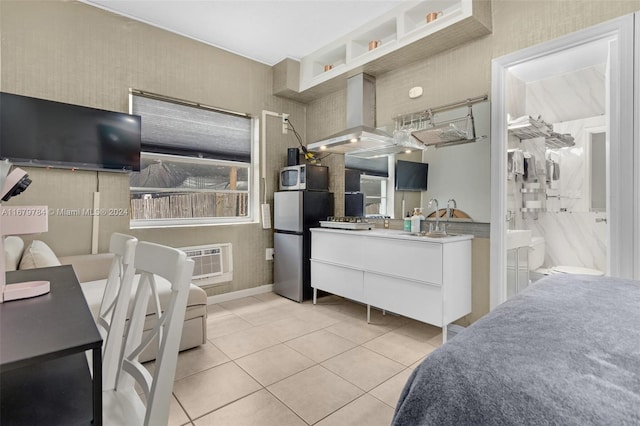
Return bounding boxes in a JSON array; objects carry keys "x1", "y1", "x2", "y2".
[{"x1": 206, "y1": 284, "x2": 274, "y2": 305}]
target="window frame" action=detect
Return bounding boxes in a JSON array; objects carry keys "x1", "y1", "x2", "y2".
[
  {"x1": 360, "y1": 174, "x2": 389, "y2": 217},
  {"x1": 128, "y1": 91, "x2": 260, "y2": 228},
  {"x1": 345, "y1": 154, "x2": 393, "y2": 217}
]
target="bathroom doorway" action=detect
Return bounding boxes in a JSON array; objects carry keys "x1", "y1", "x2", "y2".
[{"x1": 490, "y1": 15, "x2": 637, "y2": 309}]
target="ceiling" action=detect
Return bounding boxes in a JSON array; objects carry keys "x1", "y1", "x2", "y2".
[
  {"x1": 82, "y1": 0, "x2": 406, "y2": 66},
  {"x1": 508, "y1": 37, "x2": 610, "y2": 83}
]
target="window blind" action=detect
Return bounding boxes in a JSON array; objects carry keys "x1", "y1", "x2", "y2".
[{"x1": 131, "y1": 94, "x2": 251, "y2": 162}]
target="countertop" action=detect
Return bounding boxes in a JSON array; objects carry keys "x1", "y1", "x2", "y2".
[
  {"x1": 311, "y1": 227, "x2": 474, "y2": 243},
  {"x1": 366, "y1": 218, "x2": 490, "y2": 239}
]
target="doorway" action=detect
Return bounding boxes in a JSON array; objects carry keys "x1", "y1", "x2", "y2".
[{"x1": 490, "y1": 15, "x2": 637, "y2": 309}]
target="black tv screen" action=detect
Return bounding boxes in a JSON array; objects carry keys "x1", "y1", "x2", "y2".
[
  {"x1": 0, "y1": 92, "x2": 141, "y2": 171},
  {"x1": 344, "y1": 168, "x2": 361, "y2": 193},
  {"x1": 395, "y1": 160, "x2": 428, "y2": 191}
]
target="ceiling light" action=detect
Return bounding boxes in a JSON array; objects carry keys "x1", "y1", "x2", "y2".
[{"x1": 350, "y1": 138, "x2": 358, "y2": 143}]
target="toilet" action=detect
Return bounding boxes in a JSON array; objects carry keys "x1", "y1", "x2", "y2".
[{"x1": 529, "y1": 236, "x2": 603, "y2": 279}]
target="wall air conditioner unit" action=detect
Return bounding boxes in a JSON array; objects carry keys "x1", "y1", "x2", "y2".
[{"x1": 180, "y1": 243, "x2": 233, "y2": 287}]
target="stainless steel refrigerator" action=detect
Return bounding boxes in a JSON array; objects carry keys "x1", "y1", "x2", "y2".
[{"x1": 274, "y1": 190, "x2": 334, "y2": 302}]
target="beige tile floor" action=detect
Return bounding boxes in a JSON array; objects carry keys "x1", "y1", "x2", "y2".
[{"x1": 167, "y1": 292, "x2": 443, "y2": 426}]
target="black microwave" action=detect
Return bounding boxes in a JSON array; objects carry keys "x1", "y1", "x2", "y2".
[{"x1": 279, "y1": 164, "x2": 329, "y2": 191}]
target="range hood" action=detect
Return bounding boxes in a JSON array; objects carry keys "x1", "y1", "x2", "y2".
[
  {"x1": 306, "y1": 75, "x2": 487, "y2": 158},
  {"x1": 307, "y1": 73, "x2": 400, "y2": 158}
]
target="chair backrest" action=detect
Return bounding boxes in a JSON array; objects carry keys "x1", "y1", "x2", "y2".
[
  {"x1": 97, "y1": 233, "x2": 138, "y2": 390},
  {"x1": 115, "y1": 241, "x2": 194, "y2": 426}
]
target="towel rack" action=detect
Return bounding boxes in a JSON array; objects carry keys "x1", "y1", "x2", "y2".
[{"x1": 507, "y1": 115, "x2": 575, "y2": 149}]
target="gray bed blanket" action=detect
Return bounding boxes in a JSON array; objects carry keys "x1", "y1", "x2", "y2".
[{"x1": 392, "y1": 274, "x2": 640, "y2": 425}]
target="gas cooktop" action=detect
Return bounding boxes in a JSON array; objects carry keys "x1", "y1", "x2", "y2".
[
  {"x1": 320, "y1": 217, "x2": 373, "y2": 230},
  {"x1": 326, "y1": 216, "x2": 367, "y2": 223}
]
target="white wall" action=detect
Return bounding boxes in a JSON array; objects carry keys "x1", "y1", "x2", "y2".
[{"x1": 420, "y1": 100, "x2": 492, "y2": 223}]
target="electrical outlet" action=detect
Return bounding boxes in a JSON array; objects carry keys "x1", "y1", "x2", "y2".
[
  {"x1": 282, "y1": 114, "x2": 289, "y2": 134},
  {"x1": 265, "y1": 247, "x2": 274, "y2": 261}
]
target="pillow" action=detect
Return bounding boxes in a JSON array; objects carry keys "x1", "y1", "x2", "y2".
[
  {"x1": 4, "y1": 236, "x2": 25, "y2": 271},
  {"x1": 19, "y1": 240, "x2": 61, "y2": 270}
]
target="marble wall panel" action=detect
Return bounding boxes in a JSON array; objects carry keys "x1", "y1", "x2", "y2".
[
  {"x1": 524, "y1": 211, "x2": 606, "y2": 272},
  {"x1": 517, "y1": 67, "x2": 607, "y2": 272},
  {"x1": 552, "y1": 116, "x2": 606, "y2": 213},
  {"x1": 521, "y1": 116, "x2": 607, "y2": 271},
  {"x1": 526, "y1": 65, "x2": 606, "y2": 124}
]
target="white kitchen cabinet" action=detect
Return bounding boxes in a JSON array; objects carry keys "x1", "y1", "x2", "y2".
[
  {"x1": 311, "y1": 262, "x2": 365, "y2": 303},
  {"x1": 274, "y1": 0, "x2": 492, "y2": 102},
  {"x1": 300, "y1": 0, "x2": 491, "y2": 91},
  {"x1": 310, "y1": 228, "x2": 472, "y2": 342},
  {"x1": 364, "y1": 237, "x2": 443, "y2": 284}
]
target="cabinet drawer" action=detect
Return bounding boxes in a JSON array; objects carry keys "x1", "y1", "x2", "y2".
[
  {"x1": 312, "y1": 232, "x2": 365, "y2": 267},
  {"x1": 364, "y1": 272, "x2": 443, "y2": 327},
  {"x1": 364, "y1": 237, "x2": 442, "y2": 284},
  {"x1": 311, "y1": 260, "x2": 364, "y2": 303}
]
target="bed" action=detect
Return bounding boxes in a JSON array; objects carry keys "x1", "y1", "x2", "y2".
[{"x1": 392, "y1": 274, "x2": 640, "y2": 425}]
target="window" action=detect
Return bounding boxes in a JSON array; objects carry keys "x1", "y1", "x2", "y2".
[
  {"x1": 344, "y1": 155, "x2": 390, "y2": 217},
  {"x1": 129, "y1": 91, "x2": 257, "y2": 227},
  {"x1": 361, "y1": 174, "x2": 388, "y2": 216}
]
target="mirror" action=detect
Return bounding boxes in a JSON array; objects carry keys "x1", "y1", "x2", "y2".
[
  {"x1": 398, "y1": 100, "x2": 491, "y2": 222},
  {"x1": 590, "y1": 131, "x2": 606, "y2": 212},
  {"x1": 392, "y1": 151, "x2": 423, "y2": 219},
  {"x1": 344, "y1": 100, "x2": 491, "y2": 222}
]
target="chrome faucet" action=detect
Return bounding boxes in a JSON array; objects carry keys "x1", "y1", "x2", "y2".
[
  {"x1": 428, "y1": 198, "x2": 440, "y2": 232},
  {"x1": 446, "y1": 198, "x2": 457, "y2": 221}
]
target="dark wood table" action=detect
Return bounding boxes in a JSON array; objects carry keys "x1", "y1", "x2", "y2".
[{"x1": 1, "y1": 265, "x2": 103, "y2": 425}]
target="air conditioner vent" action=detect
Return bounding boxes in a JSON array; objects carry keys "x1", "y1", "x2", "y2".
[
  {"x1": 180, "y1": 243, "x2": 233, "y2": 287},
  {"x1": 188, "y1": 247, "x2": 222, "y2": 278}
]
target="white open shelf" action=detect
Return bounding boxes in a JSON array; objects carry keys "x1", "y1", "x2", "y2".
[
  {"x1": 311, "y1": 45, "x2": 347, "y2": 78},
  {"x1": 348, "y1": 18, "x2": 398, "y2": 62},
  {"x1": 296, "y1": 0, "x2": 489, "y2": 93},
  {"x1": 401, "y1": 0, "x2": 464, "y2": 35}
]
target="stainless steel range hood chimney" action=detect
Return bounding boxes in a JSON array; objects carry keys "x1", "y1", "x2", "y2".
[{"x1": 307, "y1": 73, "x2": 394, "y2": 156}]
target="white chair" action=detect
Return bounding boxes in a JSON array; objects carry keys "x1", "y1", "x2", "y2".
[
  {"x1": 103, "y1": 241, "x2": 195, "y2": 426},
  {"x1": 96, "y1": 233, "x2": 138, "y2": 391}
]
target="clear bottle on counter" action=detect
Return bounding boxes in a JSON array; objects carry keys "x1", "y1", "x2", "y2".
[{"x1": 411, "y1": 208, "x2": 425, "y2": 233}]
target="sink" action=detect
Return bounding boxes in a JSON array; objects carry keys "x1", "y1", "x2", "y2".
[
  {"x1": 412, "y1": 232, "x2": 459, "y2": 238},
  {"x1": 424, "y1": 231, "x2": 448, "y2": 238},
  {"x1": 506, "y1": 229, "x2": 532, "y2": 250}
]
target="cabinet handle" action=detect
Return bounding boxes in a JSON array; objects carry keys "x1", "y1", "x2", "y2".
[{"x1": 595, "y1": 217, "x2": 607, "y2": 223}]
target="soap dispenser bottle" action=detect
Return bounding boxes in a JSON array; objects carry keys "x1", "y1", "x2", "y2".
[{"x1": 411, "y1": 208, "x2": 424, "y2": 233}]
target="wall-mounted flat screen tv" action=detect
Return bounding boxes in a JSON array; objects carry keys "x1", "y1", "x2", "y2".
[
  {"x1": 395, "y1": 160, "x2": 428, "y2": 191},
  {"x1": 344, "y1": 168, "x2": 362, "y2": 193},
  {"x1": 0, "y1": 92, "x2": 141, "y2": 172}
]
